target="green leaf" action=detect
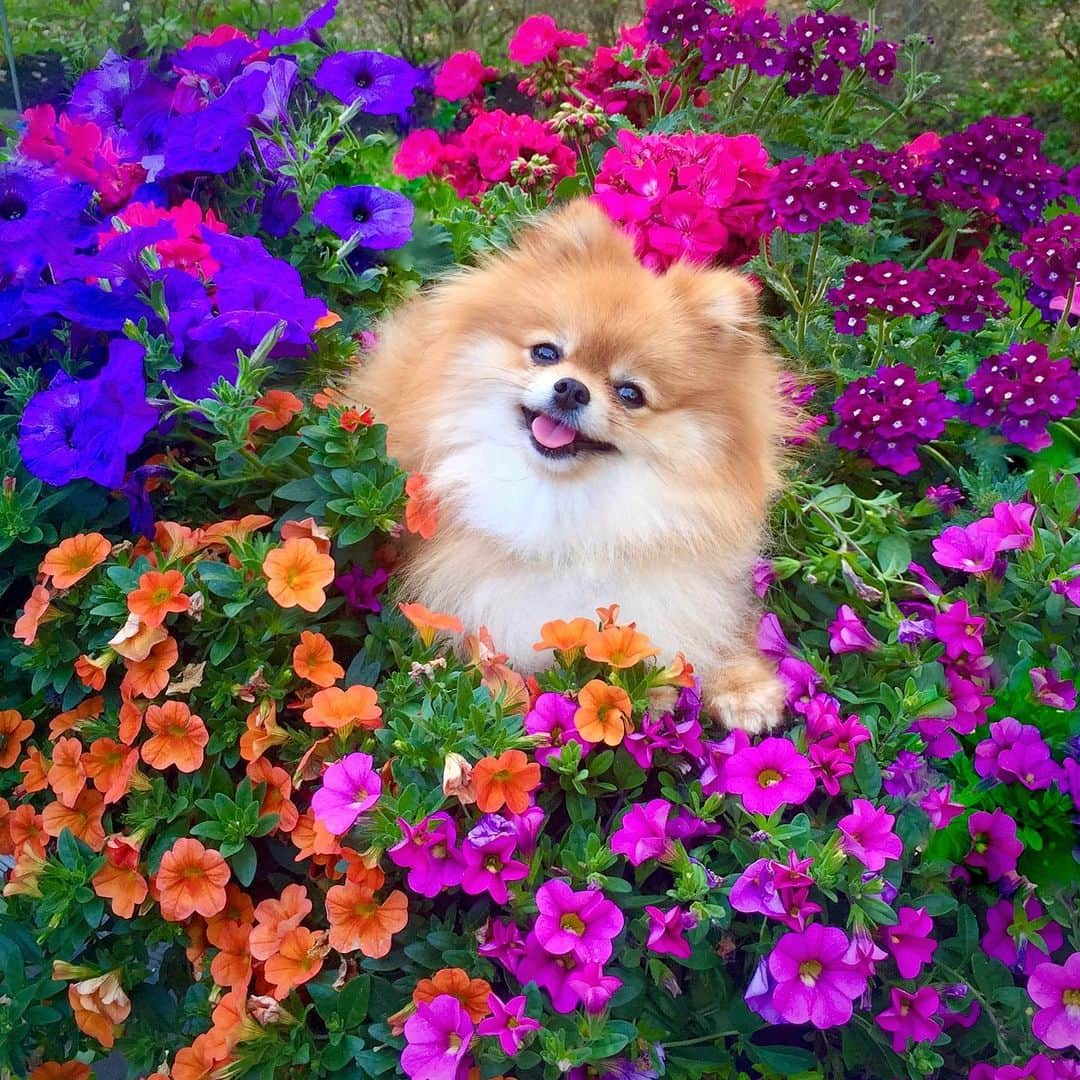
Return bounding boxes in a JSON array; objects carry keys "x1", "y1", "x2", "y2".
[
  {"x1": 854, "y1": 743, "x2": 882, "y2": 798},
  {"x1": 230, "y1": 840, "x2": 257, "y2": 887},
  {"x1": 876, "y1": 535, "x2": 912, "y2": 576},
  {"x1": 750, "y1": 1043, "x2": 817, "y2": 1074},
  {"x1": 338, "y1": 975, "x2": 372, "y2": 1029}
]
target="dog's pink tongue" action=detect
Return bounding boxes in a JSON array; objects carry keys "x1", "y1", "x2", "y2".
[{"x1": 531, "y1": 413, "x2": 577, "y2": 449}]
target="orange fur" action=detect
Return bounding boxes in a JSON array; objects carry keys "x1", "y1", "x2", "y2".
[{"x1": 348, "y1": 199, "x2": 789, "y2": 731}]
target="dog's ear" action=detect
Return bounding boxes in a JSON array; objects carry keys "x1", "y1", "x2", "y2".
[
  {"x1": 666, "y1": 264, "x2": 760, "y2": 331},
  {"x1": 515, "y1": 198, "x2": 634, "y2": 263}
]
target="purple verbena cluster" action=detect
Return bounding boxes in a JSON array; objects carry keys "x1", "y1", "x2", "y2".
[
  {"x1": 768, "y1": 153, "x2": 871, "y2": 233},
  {"x1": 964, "y1": 342, "x2": 1080, "y2": 452},
  {"x1": 1009, "y1": 212, "x2": 1080, "y2": 322},
  {"x1": 829, "y1": 364, "x2": 954, "y2": 475}
]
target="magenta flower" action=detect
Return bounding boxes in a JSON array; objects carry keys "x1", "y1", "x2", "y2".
[
  {"x1": 525, "y1": 692, "x2": 594, "y2": 766},
  {"x1": 534, "y1": 880, "x2": 624, "y2": 964},
  {"x1": 920, "y1": 785, "x2": 966, "y2": 829},
  {"x1": 828, "y1": 604, "x2": 880, "y2": 654},
  {"x1": 982, "y1": 898, "x2": 1064, "y2": 975},
  {"x1": 507, "y1": 805, "x2": 545, "y2": 857},
  {"x1": 476, "y1": 993, "x2": 540, "y2": 1055},
  {"x1": 837, "y1": 799, "x2": 903, "y2": 872},
  {"x1": 310, "y1": 752, "x2": 381, "y2": 834},
  {"x1": 567, "y1": 963, "x2": 622, "y2": 1013},
  {"x1": 744, "y1": 956, "x2": 783, "y2": 1024},
  {"x1": 433, "y1": 50, "x2": 497, "y2": 101},
  {"x1": 401, "y1": 994, "x2": 474, "y2": 1079},
  {"x1": 388, "y1": 812, "x2": 464, "y2": 898},
  {"x1": 967, "y1": 808, "x2": 1024, "y2": 881},
  {"x1": 1028, "y1": 953, "x2": 1080, "y2": 1050},
  {"x1": 844, "y1": 927, "x2": 888, "y2": 980},
  {"x1": 768, "y1": 925, "x2": 867, "y2": 1029},
  {"x1": 886, "y1": 906, "x2": 937, "y2": 979},
  {"x1": 610, "y1": 799, "x2": 674, "y2": 866},
  {"x1": 932, "y1": 519, "x2": 1003, "y2": 574},
  {"x1": 507, "y1": 13, "x2": 587, "y2": 65},
  {"x1": 934, "y1": 600, "x2": 986, "y2": 661},
  {"x1": 990, "y1": 500, "x2": 1036, "y2": 550},
  {"x1": 460, "y1": 830, "x2": 529, "y2": 905},
  {"x1": 477, "y1": 918, "x2": 524, "y2": 975},
  {"x1": 1030, "y1": 668, "x2": 1077, "y2": 711},
  {"x1": 515, "y1": 930, "x2": 585, "y2": 1013},
  {"x1": 875, "y1": 986, "x2": 942, "y2": 1052},
  {"x1": 644, "y1": 905, "x2": 697, "y2": 959},
  {"x1": 724, "y1": 738, "x2": 816, "y2": 815}
]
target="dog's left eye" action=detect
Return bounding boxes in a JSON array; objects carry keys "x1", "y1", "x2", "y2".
[
  {"x1": 615, "y1": 382, "x2": 646, "y2": 409},
  {"x1": 530, "y1": 343, "x2": 562, "y2": 365}
]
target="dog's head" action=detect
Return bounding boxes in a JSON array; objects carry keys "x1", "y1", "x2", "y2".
[{"x1": 399, "y1": 200, "x2": 784, "y2": 558}]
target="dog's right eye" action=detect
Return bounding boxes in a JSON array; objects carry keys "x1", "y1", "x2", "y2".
[{"x1": 530, "y1": 343, "x2": 562, "y2": 365}]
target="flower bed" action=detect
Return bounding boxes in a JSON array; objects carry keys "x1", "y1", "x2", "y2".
[{"x1": 1, "y1": 2, "x2": 1079, "y2": 1078}]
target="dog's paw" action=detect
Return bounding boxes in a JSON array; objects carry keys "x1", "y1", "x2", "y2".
[{"x1": 705, "y1": 665, "x2": 785, "y2": 734}]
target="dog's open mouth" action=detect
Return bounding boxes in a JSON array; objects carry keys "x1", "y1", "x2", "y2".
[{"x1": 521, "y1": 407, "x2": 616, "y2": 459}]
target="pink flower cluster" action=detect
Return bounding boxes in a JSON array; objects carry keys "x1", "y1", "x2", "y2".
[
  {"x1": 19, "y1": 104, "x2": 146, "y2": 212},
  {"x1": 593, "y1": 128, "x2": 776, "y2": 270},
  {"x1": 731, "y1": 849, "x2": 822, "y2": 931},
  {"x1": 574, "y1": 23, "x2": 677, "y2": 123},
  {"x1": 433, "y1": 50, "x2": 499, "y2": 102},
  {"x1": 974, "y1": 718, "x2": 1062, "y2": 791},
  {"x1": 394, "y1": 109, "x2": 576, "y2": 200},
  {"x1": 508, "y1": 14, "x2": 589, "y2": 66}
]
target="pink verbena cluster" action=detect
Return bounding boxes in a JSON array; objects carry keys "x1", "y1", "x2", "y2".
[
  {"x1": 593, "y1": 128, "x2": 775, "y2": 270},
  {"x1": 394, "y1": 110, "x2": 576, "y2": 200}
]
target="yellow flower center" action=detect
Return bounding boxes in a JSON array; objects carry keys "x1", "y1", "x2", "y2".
[
  {"x1": 758, "y1": 768, "x2": 783, "y2": 787},
  {"x1": 151, "y1": 586, "x2": 173, "y2": 605},
  {"x1": 1063, "y1": 989, "x2": 1080, "y2": 1007},
  {"x1": 447, "y1": 1033, "x2": 462, "y2": 1052},
  {"x1": 560, "y1": 913, "x2": 586, "y2": 936},
  {"x1": 798, "y1": 960, "x2": 823, "y2": 986}
]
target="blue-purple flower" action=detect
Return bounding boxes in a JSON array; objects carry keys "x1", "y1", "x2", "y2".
[
  {"x1": 313, "y1": 50, "x2": 425, "y2": 114},
  {"x1": 312, "y1": 185, "x2": 415, "y2": 249}
]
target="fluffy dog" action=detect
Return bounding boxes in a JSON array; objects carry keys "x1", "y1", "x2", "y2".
[{"x1": 348, "y1": 199, "x2": 788, "y2": 731}]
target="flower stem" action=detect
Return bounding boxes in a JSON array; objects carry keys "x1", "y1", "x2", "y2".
[{"x1": 796, "y1": 230, "x2": 823, "y2": 354}]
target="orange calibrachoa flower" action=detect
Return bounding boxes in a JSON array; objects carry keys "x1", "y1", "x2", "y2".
[
  {"x1": 472, "y1": 750, "x2": 541, "y2": 814},
  {"x1": 292, "y1": 630, "x2": 345, "y2": 688},
  {"x1": 263, "y1": 537, "x2": 336, "y2": 612},
  {"x1": 584, "y1": 624, "x2": 661, "y2": 669},
  {"x1": 339, "y1": 406, "x2": 374, "y2": 431},
  {"x1": 404, "y1": 473, "x2": 439, "y2": 539},
  {"x1": 123, "y1": 635, "x2": 179, "y2": 698},
  {"x1": 172, "y1": 1031, "x2": 229, "y2": 1080},
  {"x1": 83, "y1": 738, "x2": 138, "y2": 804},
  {"x1": 302, "y1": 684, "x2": 382, "y2": 731},
  {"x1": 151, "y1": 521, "x2": 206, "y2": 561},
  {"x1": 247, "y1": 758, "x2": 299, "y2": 834},
  {"x1": 127, "y1": 569, "x2": 190, "y2": 627},
  {"x1": 13, "y1": 585, "x2": 52, "y2": 644},
  {"x1": 533, "y1": 617, "x2": 596, "y2": 659},
  {"x1": 49, "y1": 695, "x2": 104, "y2": 738},
  {"x1": 156, "y1": 838, "x2": 231, "y2": 921},
  {"x1": 203, "y1": 514, "x2": 274, "y2": 546},
  {"x1": 8, "y1": 804, "x2": 47, "y2": 858},
  {"x1": 207, "y1": 918, "x2": 253, "y2": 990},
  {"x1": 66, "y1": 970, "x2": 131, "y2": 1048},
  {"x1": 29, "y1": 1063, "x2": 92, "y2": 1080},
  {"x1": 0, "y1": 709, "x2": 33, "y2": 768},
  {"x1": 398, "y1": 602, "x2": 464, "y2": 648},
  {"x1": 263, "y1": 926, "x2": 328, "y2": 999},
  {"x1": 46, "y1": 737, "x2": 87, "y2": 807},
  {"x1": 280, "y1": 516, "x2": 332, "y2": 554},
  {"x1": 40, "y1": 532, "x2": 111, "y2": 588},
  {"x1": 118, "y1": 684, "x2": 146, "y2": 745},
  {"x1": 289, "y1": 811, "x2": 341, "y2": 863},
  {"x1": 108, "y1": 615, "x2": 167, "y2": 662},
  {"x1": 74, "y1": 653, "x2": 112, "y2": 691},
  {"x1": 240, "y1": 699, "x2": 289, "y2": 762},
  {"x1": 574, "y1": 680, "x2": 633, "y2": 747},
  {"x1": 248, "y1": 389, "x2": 303, "y2": 434},
  {"x1": 413, "y1": 968, "x2": 493, "y2": 1022},
  {"x1": 20, "y1": 746, "x2": 49, "y2": 792},
  {"x1": 42, "y1": 789, "x2": 106, "y2": 851},
  {"x1": 92, "y1": 836, "x2": 148, "y2": 918},
  {"x1": 250, "y1": 883, "x2": 313, "y2": 961},
  {"x1": 141, "y1": 701, "x2": 209, "y2": 773},
  {"x1": 325, "y1": 882, "x2": 408, "y2": 957},
  {"x1": 596, "y1": 603, "x2": 621, "y2": 628},
  {"x1": 206, "y1": 883, "x2": 256, "y2": 935}
]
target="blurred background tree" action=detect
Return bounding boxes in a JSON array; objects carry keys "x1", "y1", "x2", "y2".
[{"x1": 2, "y1": 0, "x2": 1077, "y2": 161}]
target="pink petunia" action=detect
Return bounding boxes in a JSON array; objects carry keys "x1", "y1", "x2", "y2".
[
  {"x1": 610, "y1": 799, "x2": 674, "y2": 866},
  {"x1": 644, "y1": 905, "x2": 697, "y2": 959},
  {"x1": 768, "y1": 924, "x2": 867, "y2": 1029},
  {"x1": 310, "y1": 752, "x2": 381, "y2": 834},
  {"x1": 875, "y1": 986, "x2": 942, "y2": 1052},
  {"x1": 837, "y1": 799, "x2": 903, "y2": 872},
  {"x1": 1028, "y1": 953, "x2": 1080, "y2": 1050},
  {"x1": 966, "y1": 808, "x2": 1024, "y2": 881},
  {"x1": 828, "y1": 604, "x2": 881, "y2": 654},
  {"x1": 886, "y1": 906, "x2": 937, "y2": 979},
  {"x1": 401, "y1": 994, "x2": 473, "y2": 1079},
  {"x1": 534, "y1": 879, "x2": 624, "y2": 965}
]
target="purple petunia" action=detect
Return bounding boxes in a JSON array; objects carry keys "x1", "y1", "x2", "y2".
[
  {"x1": 335, "y1": 565, "x2": 389, "y2": 615},
  {"x1": 723, "y1": 737, "x2": 816, "y2": 815},
  {"x1": 1010, "y1": 213, "x2": 1079, "y2": 322},
  {"x1": 837, "y1": 799, "x2": 903, "y2": 872},
  {"x1": 982, "y1": 897, "x2": 1064, "y2": 975},
  {"x1": 768, "y1": 153, "x2": 871, "y2": 233},
  {"x1": 974, "y1": 718, "x2": 1061, "y2": 791},
  {"x1": 460, "y1": 819, "x2": 529, "y2": 905},
  {"x1": 875, "y1": 987, "x2": 942, "y2": 1053},
  {"x1": 401, "y1": 995, "x2": 473, "y2": 1079},
  {"x1": 313, "y1": 50, "x2": 425, "y2": 114},
  {"x1": 259, "y1": 0, "x2": 338, "y2": 49},
  {"x1": 476, "y1": 992, "x2": 540, "y2": 1055},
  {"x1": 966, "y1": 808, "x2": 1024, "y2": 881},
  {"x1": 19, "y1": 339, "x2": 159, "y2": 489},
  {"x1": 312, "y1": 185, "x2": 415, "y2": 249},
  {"x1": 644, "y1": 905, "x2": 697, "y2": 959},
  {"x1": 829, "y1": 364, "x2": 954, "y2": 475},
  {"x1": 827, "y1": 604, "x2": 879, "y2": 654},
  {"x1": 388, "y1": 812, "x2": 464, "y2": 898},
  {"x1": 526, "y1": 692, "x2": 594, "y2": 766}
]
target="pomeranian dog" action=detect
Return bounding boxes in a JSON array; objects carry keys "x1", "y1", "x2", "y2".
[{"x1": 348, "y1": 199, "x2": 788, "y2": 732}]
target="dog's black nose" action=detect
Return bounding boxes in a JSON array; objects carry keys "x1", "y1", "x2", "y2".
[{"x1": 552, "y1": 377, "x2": 590, "y2": 411}]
